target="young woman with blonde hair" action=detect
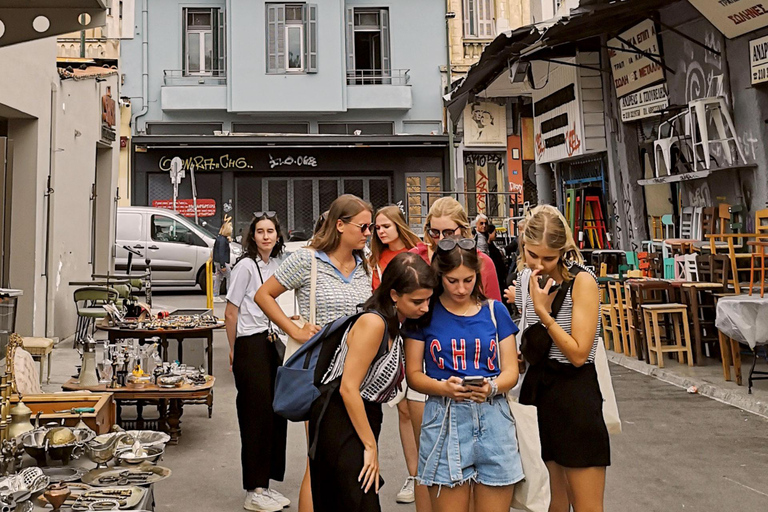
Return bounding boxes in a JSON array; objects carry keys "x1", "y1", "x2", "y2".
[
  {"x1": 256, "y1": 194, "x2": 374, "y2": 512},
  {"x1": 512, "y1": 204, "x2": 609, "y2": 512}
]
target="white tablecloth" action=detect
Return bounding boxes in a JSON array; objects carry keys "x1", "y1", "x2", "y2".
[{"x1": 715, "y1": 295, "x2": 768, "y2": 349}]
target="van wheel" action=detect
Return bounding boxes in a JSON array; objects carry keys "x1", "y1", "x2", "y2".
[{"x1": 196, "y1": 267, "x2": 207, "y2": 294}]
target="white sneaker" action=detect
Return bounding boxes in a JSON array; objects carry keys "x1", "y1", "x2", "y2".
[
  {"x1": 213, "y1": 296, "x2": 226, "y2": 303},
  {"x1": 396, "y1": 476, "x2": 415, "y2": 504},
  {"x1": 244, "y1": 491, "x2": 282, "y2": 512},
  {"x1": 263, "y1": 488, "x2": 290, "y2": 508}
]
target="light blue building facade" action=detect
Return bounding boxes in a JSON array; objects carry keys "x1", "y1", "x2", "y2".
[{"x1": 123, "y1": 0, "x2": 449, "y2": 236}]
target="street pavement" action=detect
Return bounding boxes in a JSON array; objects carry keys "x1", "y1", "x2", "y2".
[{"x1": 47, "y1": 289, "x2": 768, "y2": 511}]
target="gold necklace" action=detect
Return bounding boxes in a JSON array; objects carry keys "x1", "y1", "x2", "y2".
[
  {"x1": 331, "y1": 254, "x2": 355, "y2": 273},
  {"x1": 460, "y1": 299, "x2": 480, "y2": 316}
]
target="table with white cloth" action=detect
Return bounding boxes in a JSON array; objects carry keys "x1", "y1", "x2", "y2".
[{"x1": 715, "y1": 295, "x2": 768, "y2": 393}]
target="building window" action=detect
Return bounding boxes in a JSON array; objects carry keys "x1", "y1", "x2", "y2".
[
  {"x1": 266, "y1": 3, "x2": 318, "y2": 74},
  {"x1": 183, "y1": 7, "x2": 226, "y2": 76},
  {"x1": 318, "y1": 122, "x2": 394, "y2": 135},
  {"x1": 463, "y1": 0, "x2": 494, "y2": 38},
  {"x1": 346, "y1": 8, "x2": 390, "y2": 84}
]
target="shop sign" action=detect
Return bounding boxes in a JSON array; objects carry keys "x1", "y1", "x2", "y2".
[
  {"x1": 619, "y1": 83, "x2": 669, "y2": 122},
  {"x1": 608, "y1": 19, "x2": 664, "y2": 98},
  {"x1": 152, "y1": 199, "x2": 216, "y2": 217},
  {"x1": 158, "y1": 154, "x2": 253, "y2": 172},
  {"x1": 750, "y1": 34, "x2": 768, "y2": 84},
  {"x1": 689, "y1": 0, "x2": 768, "y2": 39},
  {"x1": 463, "y1": 101, "x2": 507, "y2": 147},
  {"x1": 531, "y1": 59, "x2": 584, "y2": 164},
  {"x1": 268, "y1": 154, "x2": 318, "y2": 168}
]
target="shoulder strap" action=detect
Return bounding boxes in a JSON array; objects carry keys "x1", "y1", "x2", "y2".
[
  {"x1": 551, "y1": 275, "x2": 575, "y2": 317},
  {"x1": 520, "y1": 270, "x2": 530, "y2": 329},
  {"x1": 309, "y1": 250, "x2": 317, "y2": 325}
]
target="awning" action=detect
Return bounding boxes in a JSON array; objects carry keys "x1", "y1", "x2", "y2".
[
  {"x1": 0, "y1": 1, "x2": 107, "y2": 48},
  {"x1": 132, "y1": 134, "x2": 450, "y2": 149},
  {"x1": 446, "y1": 0, "x2": 678, "y2": 120}
]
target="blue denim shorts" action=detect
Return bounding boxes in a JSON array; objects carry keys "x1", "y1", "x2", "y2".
[{"x1": 417, "y1": 395, "x2": 525, "y2": 488}]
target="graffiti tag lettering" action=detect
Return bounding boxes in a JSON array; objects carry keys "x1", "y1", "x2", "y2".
[
  {"x1": 268, "y1": 155, "x2": 318, "y2": 169},
  {"x1": 159, "y1": 154, "x2": 252, "y2": 172},
  {"x1": 565, "y1": 123, "x2": 582, "y2": 157}
]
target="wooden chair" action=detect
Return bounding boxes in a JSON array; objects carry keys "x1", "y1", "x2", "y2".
[
  {"x1": 627, "y1": 280, "x2": 671, "y2": 363},
  {"x1": 600, "y1": 303, "x2": 618, "y2": 351},
  {"x1": 607, "y1": 281, "x2": 633, "y2": 357},
  {"x1": 756, "y1": 208, "x2": 768, "y2": 236},
  {"x1": 642, "y1": 304, "x2": 694, "y2": 368}
]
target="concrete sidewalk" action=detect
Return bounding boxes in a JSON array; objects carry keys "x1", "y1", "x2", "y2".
[{"x1": 606, "y1": 348, "x2": 768, "y2": 419}]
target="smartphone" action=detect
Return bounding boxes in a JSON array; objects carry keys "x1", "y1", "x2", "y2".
[
  {"x1": 461, "y1": 375, "x2": 485, "y2": 387},
  {"x1": 538, "y1": 274, "x2": 561, "y2": 294}
]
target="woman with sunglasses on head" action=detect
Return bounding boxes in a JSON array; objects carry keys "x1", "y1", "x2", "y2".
[
  {"x1": 225, "y1": 212, "x2": 290, "y2": 512},
  {"x1": 513, "y1": 205, "x2": 608, "y2": 512},
  {"x1": 310, "y1": 252, "x2": 438, "y2": 512},
  {"x1": 404, "y1": 237, "x2": 523, "y2": 512},
  {"x1": 255, "y1": 194, "x2": 375, "y2": 512},
  {"x1": 368, "y1": 205, "x2": 423, "y2": 505}
]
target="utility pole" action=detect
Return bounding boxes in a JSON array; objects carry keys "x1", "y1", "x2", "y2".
[{"x1": 445, "y1": 5, "x2": 457, "y2": 197}]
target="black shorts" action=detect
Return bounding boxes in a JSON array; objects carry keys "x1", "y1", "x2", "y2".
[{"x1": 520, "y1": 360, "x2": 611, "y2": 468}]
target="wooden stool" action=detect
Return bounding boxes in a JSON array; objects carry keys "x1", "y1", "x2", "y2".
[
  {"x1": 600, "y1": 304, "x2": 618, "y2": 351},
  {"x1": 641, "y1": 304, "x2": 694, "y2": 368},
  {"x1": 21, "y1": 337, "x2": 54, "y2": 384}
]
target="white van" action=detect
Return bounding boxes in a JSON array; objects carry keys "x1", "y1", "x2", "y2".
[{"x1": 116, "y1": 206, "x2": 242, "y2": 291}]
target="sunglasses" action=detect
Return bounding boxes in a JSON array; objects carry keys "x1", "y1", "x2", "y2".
[
  {"x1": 427, "y1": 226, "x2": 461, "y2": 239},
  {"x1": 254, "y1": 211, "x2": 277, "y2": 219},
  {"x1": 437, "y1": 238, "x2": 476, "y2": 252},
  {"x1": 346, "y1": 221, "x2": 372, "y2": 233}
]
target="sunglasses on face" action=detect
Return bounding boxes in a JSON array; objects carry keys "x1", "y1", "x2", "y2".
[
  {"x1": 437, "y1": 238, "x2": 476, "y2": 252},
  {"x1": 427, "y1": 226, "x2": 461, "y2": 239},
  {"x1": 346, "y1": 221, "x2": 372, "y2": 233},
  {"x1": 254, "y1": 211, "x2": 277, "y2": 219}
]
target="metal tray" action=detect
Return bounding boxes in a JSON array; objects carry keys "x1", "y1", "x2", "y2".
[{"x1": 81, "y1": 464, "x2": 171, "y2": 487}]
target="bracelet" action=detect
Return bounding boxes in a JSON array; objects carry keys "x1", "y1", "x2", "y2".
[
  {"x1": 544, "y1": 316, "x2": 557, "y2": 330},
  {"x1": 487, "y1": 379, "x2": 499, "y2": 399}
]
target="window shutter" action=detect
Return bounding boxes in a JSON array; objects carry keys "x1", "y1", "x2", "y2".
[
  {"x1": 380, "y1": 9, "x2": 390, "y2": 83},
  {"x1": 267, "y1": 4, "x2": 286, "y2": 74},
  {"x1": 305, "y1": 4, "x2": 318, "y2": 73},
  {"x1": 480, "y1": 0, "x2": 494, "y2": 38},
  {"x1": 182, "y1": 8, "x2": 188, "y2": 74},
  {"x1": 346, "y1": 7, "x2": 355, "y2": 78},
  {"x1": 463, "y1": 0, "x2": 472, "y2": 37},
  {"x1": 217, "y1": 8, "x2": 226, "y2": 76}
]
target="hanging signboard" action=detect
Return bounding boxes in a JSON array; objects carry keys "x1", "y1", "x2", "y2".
[
  {"x1": 463, "y1": 101, "x2": 507, "y2": 147},
  {"x1": 750, "y1": 34, "x2": 768, "y2": 84},
  {"x1": 152, "y1": 199, "x2": 216, "y2": 217},
  {"x1": 608, "y1": 19, "x2": 665, "y2": 98},
  {"x1": 689, "y1": 0, "x2": 768, "y2": 39},
  {"x1": 619, "y1": 83, "x2": 669, "y2": 122},
  {"x1": 531, "y1": 59, "x2": 584, "y2": 164}
]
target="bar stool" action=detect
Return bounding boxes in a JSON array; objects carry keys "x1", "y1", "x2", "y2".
[
  {"x1": 688, "y1": 96, "x2": 746, "y2": 171},
  {"x1": 642, "y1": 304, "x2": 694, "y2": 368},
  {"x1": 607, "y1": 281, "x2": 632, "y2": 356},
  {"x1": 627, "y1": 280, "x2": 671, "y2": 363}
]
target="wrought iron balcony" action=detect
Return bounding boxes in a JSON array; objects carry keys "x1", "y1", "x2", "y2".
[
  {"x1": 346, "y1": 69, "x2": 410, "y2": 86},
  {"x1": 163, "y1": 70, "x2": 227, "y2": 86}
]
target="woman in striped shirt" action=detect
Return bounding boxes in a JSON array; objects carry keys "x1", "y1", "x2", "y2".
[
  {"x1": 512, "y1": 205, "x2": 609, "y2": 512},
  {"x1": 310, "y1": 252, "x2": 438, "y2": 511}
]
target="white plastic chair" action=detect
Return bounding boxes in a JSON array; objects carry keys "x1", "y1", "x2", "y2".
[{"x1": 688, "y1": 97, "x2": 747, "y2": 171}]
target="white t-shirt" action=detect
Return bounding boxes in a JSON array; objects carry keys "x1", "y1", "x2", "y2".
[{"x1": 226, "y1": 256, "x2": 281, "y2": 338}]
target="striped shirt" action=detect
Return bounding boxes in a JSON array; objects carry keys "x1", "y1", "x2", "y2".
[
  {"x1": 515, "y1": 262, "x2": 600, "y2": 364},
  {"x1": 321, "y1": 319, "x2": 405, "y2": 403},
  {"x1": 274, "y1": 248, "x2": 372, "y2": 326}
]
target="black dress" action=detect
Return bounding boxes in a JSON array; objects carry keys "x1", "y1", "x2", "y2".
[{"x1": 309, "y1": 389, "x2": 383, "y2": 512}]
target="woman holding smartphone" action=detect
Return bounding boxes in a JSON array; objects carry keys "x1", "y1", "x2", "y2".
[{"x1": 405, "y1": 237, "x2": 523, "y2": 512}]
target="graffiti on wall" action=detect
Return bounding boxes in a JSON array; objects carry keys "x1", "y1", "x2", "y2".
[
  {"x1": 687, "y1": 182, "x2": 712, "y2": 207},
  {"x1": 465, "y1": 153, "x2": 504, "y2": 215}
]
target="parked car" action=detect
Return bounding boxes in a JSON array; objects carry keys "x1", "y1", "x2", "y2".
[{"x1": 116, "y1": 206, "x2": 242, "y2": 291}]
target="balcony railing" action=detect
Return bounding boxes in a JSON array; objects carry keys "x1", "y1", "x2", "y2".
[
  {"x1": 163, "y1": 70, "x2": 226, "y2": 86},
  {"x1": 347, "y1": 69, "x2": 410, "y2": 86}
]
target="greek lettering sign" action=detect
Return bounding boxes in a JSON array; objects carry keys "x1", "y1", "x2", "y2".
[
  {"x1": 689, "y1": 0, "x2": 768, "y2": 39},
  {"x1": 751, "y1": 34, "x2": 768, "y2": 84},
  {"x1": 608, "y1": 19, "x2": 665, "y2": 98},
  {"x1": 152, "y1": 199, "x2": 216, "y2": 217},
  {"x1": 619, "y1": 83, "x2": 669, "y2": 122}
]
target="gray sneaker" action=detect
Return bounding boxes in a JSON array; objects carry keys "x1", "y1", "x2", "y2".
[
  {"x1": 244, "y1": 491, "x2": 282, "y2": 512},
  {"x1": 263, "y1": 488, "x2": 290, "y2": 508},
  {"x1": 396, "y1": 476, "x2": 415, "y2": 503}
]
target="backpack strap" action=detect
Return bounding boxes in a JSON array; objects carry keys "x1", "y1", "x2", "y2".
[{"x1": 308, "y1": 310, "x2": 390, "y2": 460}]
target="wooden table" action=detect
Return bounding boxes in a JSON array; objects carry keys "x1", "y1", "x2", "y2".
[
  {"x1": 96, "y1": 321, "x2": 223, "y2": 376},
  {"x1": 62, "y1": 377, "x2": 215, "y2": 445}
]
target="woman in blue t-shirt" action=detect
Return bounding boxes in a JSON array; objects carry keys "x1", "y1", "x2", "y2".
[{"x1": 404, "y1": 237, "x2": 524, "y2": 512}]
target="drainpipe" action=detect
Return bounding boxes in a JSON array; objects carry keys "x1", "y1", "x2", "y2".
[
  {"x1": 445, "y1": 1, "x2": 458, "y2": 197},
  {"x1": 44, "y1": 82, "x2": 58, "y2": 337},
  {"x1": 131, "y1": 0, "x2": 149, "y2": 132}
]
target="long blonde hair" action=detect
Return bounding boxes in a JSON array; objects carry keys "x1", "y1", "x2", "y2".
[
  {"x1": 370, "y1": 205, "x2": 421, "y2": 269},
  {"x1": 310, "y1": 194, "x2": 373, "y2": 274},
  {"x1": 424, "y1": 197, "x2": 471, "y2": 251},
  {"x1": 517, "y1": 205, "x2": 583, "y2": 280}
]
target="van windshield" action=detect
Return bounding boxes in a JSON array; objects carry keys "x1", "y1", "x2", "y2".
[{"x1": 162, "y1": 211, "x2": 216, "y2": 239}]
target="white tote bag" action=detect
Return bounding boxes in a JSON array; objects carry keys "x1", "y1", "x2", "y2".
[
  {"x1": 283, "y1": 249, "x2": 317, "y2": 363},
  {"x1": 489, "y1": 300, "x2": 551, "y2": 512},
  {"x1": 595, "y1": 341, "x2": 622, "y2": 434}
]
